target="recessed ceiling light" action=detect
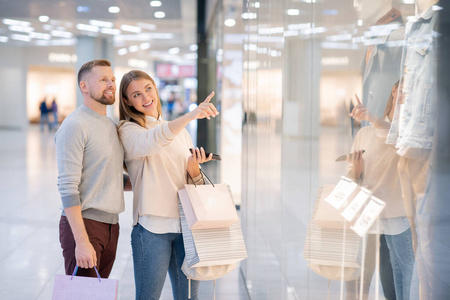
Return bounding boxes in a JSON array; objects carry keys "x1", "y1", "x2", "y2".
[
  {"x1": 129, "y1": 45, "x2": 139, "y2": 52},
  {"x1": 109, "y1": 6, "x2": 120, "y2": 14},
  {"x1": 189, "y1": 44, "x2": 198, "y2": 51},
  {"x1": 118, "y1": 48, "x2": 128, "y2": 55},
  {"x1": 140, "y1": 42, "x2": 151, "y2": 49},
  {"x1": 154, "y1": 11, "x2": 166, "y2": 19},
  {"x1": 150, "y1": 1, "x2": 162, "y2": 7},
  {"x1": 9, "y1": 25, "x2": 34, "y2": 33},
  {"x1": 101, "y1": 28, "x2": 121, "y2": 35},
  {"x1": 11, "y1": 34, "x2": 31, "y2": 42},
  {"x1": 89, "y1": 20, "x2": 114, "y2": 28},
  {"x1": 77, "y1": 6, "x2": 90, "y2": 12},
  {"x1": 120, "y1": 24, "x2": 142, "y2": 33},
  {"x1": 30, "y1": 32, "x2": 51, "y2": 40},
  {"x1": 3, "y1": 19, "x2": 30, "y2": 26},
  {"x1": 168, "y1": 47, "x2": 180, "y2": 54},
  {"x1": 224, "y1": 19, "x2": 236, "y2": 27},
  {"x1": 0, "y1": 36, "x2": 9, "y2": 43},
  {"x1": 287, "y1": 9, "x2": 300, "y2": 16},
  {"x1": 76, "y1": 23, "x2": 100, "y2": 33},
  {"x1": 51, "y1": 30, "x2": 73, "y2": 38},
  {"x1": 39, "y1": 16, "x2": 49, "y2": 22}
]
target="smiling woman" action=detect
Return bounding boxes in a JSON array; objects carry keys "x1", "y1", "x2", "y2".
[{"x1": 117, "y1": 69, "x2": 218, "y2": 299}]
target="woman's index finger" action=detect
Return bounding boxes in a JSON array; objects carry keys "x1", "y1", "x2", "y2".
[
  {"x1": 204, "y1": 91, "x2": 215, "y2": 103},
  {"x1": 354, "y1": 93, "x2": 362, "y2": 105}
]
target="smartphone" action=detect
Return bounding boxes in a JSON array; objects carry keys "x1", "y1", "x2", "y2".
[
  {"x1": 335, "y1": 150, "x2": 365, "y2": 162},
  {"x1": 189, "y1": 148, "x2": 222, "y2": 161}
]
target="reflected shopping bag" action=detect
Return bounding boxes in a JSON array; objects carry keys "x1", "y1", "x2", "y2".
[
  {"x1": 179, "y1": 172, "x2": 239, "y2": 229},
  {"x1": 179, "y1": 197, "x2": 247, "y2": 268},
  {"x1": 52, "y1": 266, "x2": 118, "y2": 300},
  {"x1": 303, "y1": 186, "x2": 366, "y2": 281}
]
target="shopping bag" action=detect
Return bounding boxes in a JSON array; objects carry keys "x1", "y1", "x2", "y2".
[
  {"x1": 180, "y1": 172, "x2": 238, "y2": 229},
  {"x1": 52, "y1": 266, "x2": 118, "y2": 300},
  {"x1": 314, "y1": 184, "x2": 359, "y2": 229},
  {"x1": 179, "y1": 197, "x2": 247, "y2": 268},
  {"x1": 303, "y1": 186, "x2": 366, "y2": 281}
]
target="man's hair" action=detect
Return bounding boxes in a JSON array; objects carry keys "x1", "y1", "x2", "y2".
[{"x1": 77, "y1": 59, "x2": 111, "y2": 86}]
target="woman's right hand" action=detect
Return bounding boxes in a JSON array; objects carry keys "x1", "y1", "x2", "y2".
[{"x1": 189, "y1": 91, "x2": 219, "y2": 120}]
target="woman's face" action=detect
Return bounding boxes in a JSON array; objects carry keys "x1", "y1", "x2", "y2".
[{"x1": 125, "y1": 78, "x2": 159, "y2": 118}]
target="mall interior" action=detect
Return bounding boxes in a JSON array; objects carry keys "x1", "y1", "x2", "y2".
[{"x1": 1, "y1": 0, "x2": 450, "y2": 299}]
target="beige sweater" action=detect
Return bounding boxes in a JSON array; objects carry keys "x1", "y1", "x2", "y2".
[
  {"x1": 118, "y1": 116, "x2": 193, "y2": 225},
  {"x1": 348, "y1": 125, "x2": 406, "y2": 219}
]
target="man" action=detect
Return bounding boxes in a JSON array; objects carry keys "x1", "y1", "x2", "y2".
[{"x1": 55, "y1": 59, "x2": 125, "y2": 278}]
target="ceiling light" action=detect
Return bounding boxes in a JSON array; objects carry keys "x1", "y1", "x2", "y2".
[
  {"x1": 0, "y1": 36, "x2": 9, "y2": 43},
  {"x1": 118, "y1": 48, "x2": 128, "y2": 55},
  {"x1": 129, "y1": 45, "x2": 139, "y2": 52},
  {"x1": 255, "y1": 2, "x2": 260, "y2": 8},
  {"x1": 43, "y1": 24, "x2": 53, "y2": 30},
  {"x1": 168, "y1": 47, "x2": 180, "y2": 54},
  {"x1": 137, "y1": 22, "x2": 157, "y2": 30},
  {"x1": 39, "y1": 16, "x2": 49, "y2": 22},
  {"x1": 287, "y1": 9, "x2": 300, "y2": 16},
  {"x1": 402, "y1": 0, "x2": 415, "y2": 3},
  {"x1": 30, "y1": 32, "x2": 51, "y2": 40},
  {"x1": 224, "y1": 19, "x2": 236, "y2": 27},
  {"x1": 140, "y1": 42, "x2": 151, "y2": 49},
  {"x1": 3, "y1": 19, "x2": 30, "y2": 26},
  {"x1": 109, "y1": 6, "x2": 120, "y2": 13},
  {"x1": 189, "y1": 44, "x2": 198, "y2": 51},
  {"x1": 154, "y1": 11, "x2": 166, "y2": 18},
  {"x1": 101, "y1": 28, "x2": 121, "y2": 35},
  {"x1": 150, "y1": 1, "x2": 162, "y2": 7},
  {"x1": 11, "y1": 34, "x2": 31, "y2": 42},
  {"x1": 9, "y1": 25, "x2": 34, "y2": 33},
  {"x1": 77, "y1": 6, "x2": 90, "y2": 12},
  {"x1": 76, "y1": 23, "x2": 100, "y2": 32},
  {"x1": 51, "y1": 30, "x2": 73, "y2": 38},
  {"x1": 89, "y1": 20, "x2": 114, "y2": 28},
  {"x1": 120, "y1": 24, "x2": 141, "y2": 33}
]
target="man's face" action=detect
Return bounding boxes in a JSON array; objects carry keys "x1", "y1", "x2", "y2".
[{"x1": 85, "y1": 66, "x2": 116, "y2": 105}]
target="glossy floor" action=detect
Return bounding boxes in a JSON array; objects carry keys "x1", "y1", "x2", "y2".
[{"x1": 0, "y1": 125, "x2": 249, "y2": 300}]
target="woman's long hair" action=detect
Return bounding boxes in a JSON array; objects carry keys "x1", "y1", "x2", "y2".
[{"x1": 118, "y1": 70, "x2": 162, "y2": 128}]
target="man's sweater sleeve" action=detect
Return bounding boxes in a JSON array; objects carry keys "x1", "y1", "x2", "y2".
[{"x1": 55, "y1": 119, "x2": 85, "y2": 208}]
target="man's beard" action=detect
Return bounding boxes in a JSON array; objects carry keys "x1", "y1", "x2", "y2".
[{"x1": 91, "y1": 90, "x2": 115, "y2": 105}]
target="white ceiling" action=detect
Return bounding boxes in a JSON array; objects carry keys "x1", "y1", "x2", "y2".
[{"x1": 0, "y1": 0, "x2": 198, "y2": 63}]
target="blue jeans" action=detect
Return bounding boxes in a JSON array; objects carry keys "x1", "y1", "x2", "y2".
[
  {"x1": 131, "y1": 223, "x2": 199, "y2": 300},
  {"x1": 385, "y1": 228, "x2": 416, "y2": 300}
]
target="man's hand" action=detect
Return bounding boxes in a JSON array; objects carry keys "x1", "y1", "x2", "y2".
[{"x1": 75, "y1": 239, "x2": 97, "y2": 269}]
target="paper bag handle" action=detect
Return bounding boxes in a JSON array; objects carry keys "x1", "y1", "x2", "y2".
[
  {"x1": 186, "y1": 169, "x2": 215, "y2": 188},
  {"x1": 71, "y1": 265, "x2": 102, "y2": 283}
]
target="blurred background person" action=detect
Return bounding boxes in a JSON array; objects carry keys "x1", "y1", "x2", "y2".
[
  {"x1": 39, "y1": 97, "x2": 50, "y2": 132},
  {"x1": 50, "y1": 98, "x2": 59, "y2": 130}
]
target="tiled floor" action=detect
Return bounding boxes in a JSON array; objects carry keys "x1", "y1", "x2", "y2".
[{"x1": 0, "y1": 125, "x2": 249, "y2": 300}]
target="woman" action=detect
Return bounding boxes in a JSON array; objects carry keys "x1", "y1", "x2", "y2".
[
  {"x1": 118, "y1": 70, "x2": 218, "y2": 299},
  {"x1": 346, "y1": 83, "x2": 416, "y2": 300}
]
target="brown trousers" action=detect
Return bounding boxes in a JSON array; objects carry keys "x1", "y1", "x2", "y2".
[{"x1": 59, "y1": 215, "x2": 120, "y2": 278}]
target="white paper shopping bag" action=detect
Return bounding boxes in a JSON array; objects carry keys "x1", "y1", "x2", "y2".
[{"x1": 179, "y1": 184, "x2": 238, "y2": 229}]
